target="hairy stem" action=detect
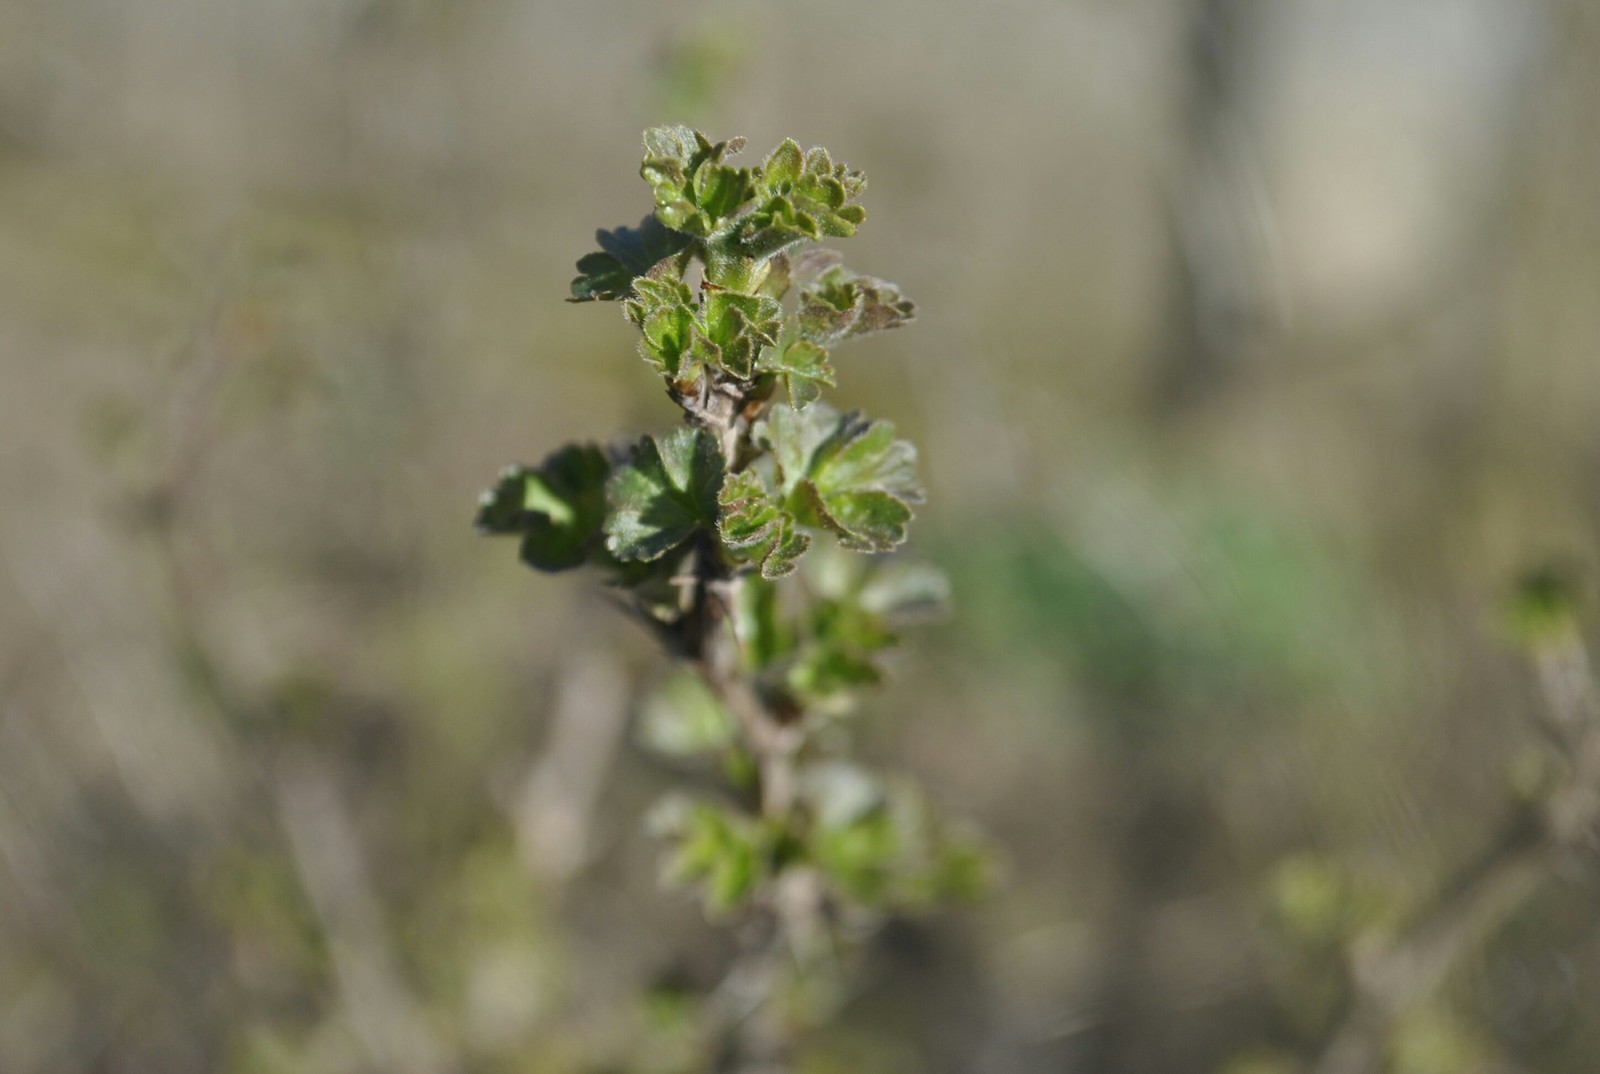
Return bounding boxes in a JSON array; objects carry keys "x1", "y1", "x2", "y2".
[{"x1": 678, "y1": 387, "x2": 808, "y2": 1071}]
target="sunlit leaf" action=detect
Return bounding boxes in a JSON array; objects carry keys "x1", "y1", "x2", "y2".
[
  {"x1": 759, "y1": 338, "x2": 835, "y2": 409},
  {"x1": 640, "y1": 125, "x2": 754, "y2": 238},
  {"x1": 718, "y1": 469, "x2": 810, "y2": 579},
  {"x1": 759, "y1": 403, "x2": 922, "y2": 553},
  {"x1": 730, "y1": 140, "x2": 869, "y2": 259},
  {"x1": 798, "y1": 265, "x2": 916, "y2": 344}
]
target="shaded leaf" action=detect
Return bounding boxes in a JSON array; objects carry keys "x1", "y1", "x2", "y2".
[
  {"x1": 785, "y1": 641, "x2": 883, "y2": 707},
  {"x1": 804, "y1": 775, "x2": 996, "y2": 910},
  {"x1": 1504, "y1": 564, "x2": 1585, "y2": 647},
  {"x1": 569, "y1": 216, "x2": 694, "y2": 302},
  {"x1": 735, "y1": 576, "x2": 795, "y2": 671},
  {"x1": 605, "y1": 427, "x2": 725, "y2": 561},
  {"x1": 474, "y1": 444, "x2": 610, "y2": 571}
]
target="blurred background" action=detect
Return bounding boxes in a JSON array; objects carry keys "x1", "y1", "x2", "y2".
[{"x1": 2, "y1": 0, "x2": 1599, "y2": 1071}]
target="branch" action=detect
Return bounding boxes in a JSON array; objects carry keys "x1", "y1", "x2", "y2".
[
  {"x1": 1310, "y1": 632, "x2": 1600, "y2": 1074},
  {"x1": 275, "y1": 755, "x2": 454, "y2": 1074},
  {"x1": 511, "y1": 650, "x2": 633, "y2": 883}
]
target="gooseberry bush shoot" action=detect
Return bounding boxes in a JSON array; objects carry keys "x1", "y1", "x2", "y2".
[{"x1": 476, "y1": 127, "x2": 990, "y2": 1063}]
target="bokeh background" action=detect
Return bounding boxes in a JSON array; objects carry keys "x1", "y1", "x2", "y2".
[{"x1": 3, "y1": 1, "x2": 1599, "y2": 1071}]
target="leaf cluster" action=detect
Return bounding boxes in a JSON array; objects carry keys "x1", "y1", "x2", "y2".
[
  {"x1": 646, "y1": 768, "x2": 993, "y2": 918},
  {"x1": 476, "y1": 128, "x2": 989, "y2": 933},
  {"x1": 492, "y1": 127, "x2": 925, "y2": 589},
  {"x1": 568, "y1": 126, "x2": 909, "y2": 411}
]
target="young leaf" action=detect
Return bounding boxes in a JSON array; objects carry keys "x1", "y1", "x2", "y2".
[
  {"x1": 638, "y1": 672, "x2": 736, "y2": 758},
  {"x1": 699, "y1": 290, "x2": 782, "y2": 379},
  {"x1": 569, "y1": 216, "x2": 694, "y2": 302},
  {"x1": 474, "y1": 444, "x2": 611, "y2": 571},
  {"x1": 648, "y1": 797, "x2": 770, "y2": 914},
  {"x1": 761, "y1": 137, "x2": 803, "y2": 190},
  {"x1": 759, "y1": 404, "x2": 924, "y2": 553},
  {"x1": 804, "y1": 776, "x2": 995, "y2": 909},
  {"x1": 718, "y1": 469, "x2": 810, "y2": 579},
  {"x1": 759, "y1": 402, "x2": 839, "y2": 499},
  {"x1": 623, "y1": 272, "x2": 696, "y2": 327},
  {"x1": 759, "y1": 338, "x2": 835, "y2": 409},
  {"x1": 640, "y1": 126, "x2": 753, "y2": 238},
  {"x1": 798, "y1": 265, "x2": 916, "y2": 344},
  {"x1": 730, "y1": 141, "x2": 869, "y2": 259},
  {"x1": 625, "y1": 273, "x2": 703, "y2": 386},
  {"x1": 605, "y1": 427, "x2": 726, "y2": 562},
  {"x1": 785, "y1": 643, "x2": 883, "y2": 709}
]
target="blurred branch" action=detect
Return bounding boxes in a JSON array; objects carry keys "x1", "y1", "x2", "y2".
[
  {"x1": 276, "y1": 753, "x2": 453, "y2": 1074},
  {"x1": 1310, "y1": 630, "x2": 1600, "y2": 1074},
  {"x1": 1151, "y1": 0, "x2": 1276, "y2": 414},
  {"x1": 512, "y1": 650, "x2": 632, "y2": 883},
  {"x1": 126, "y1": 297, "x2": 460, "y2": 1074}
]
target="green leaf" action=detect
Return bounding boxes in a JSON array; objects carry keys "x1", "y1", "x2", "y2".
[
  {"x1": 786, "y1": 642, "x2": 883, "y2": 706},
  {"x1": 730, "y1": 141, "x2": 869, "y2": 259},
  {"x1": 798, "y1": 264, "x2": 916, "y2": 344},
  {"x1": 699, "y1": 289, "x2": 781, "y2": 379},
  {"x1": 797, "y1": 482, "x2": 912, "y2": 553},
  {"x1": 767, "y1": 550, "x2": 947, "y2": 713},
  {"x1": 718, "y1": 469, "x2": 810, "y2": 579},
  {"x1": 474, "y1": 444, "x2": 610, "y2": 571},
  {"x1": 626, "y1": 279, "x2": 781, "y2": 383},
  {"x1": 647, "y1": 797, "x2": 770, "y2": 914},
  {"x1": 638, "y1": 672, "x2": 735, "y2": 758},
  {"x1": 569, "y1": 216, "x2": 694, "y2": 302},
  {"x1": 803, "y1": 775, "x2": 996, "y2": 910},
  {"x1": 758, "y1": 403, "x2": 923, "y2": 553},
  {"x1": 857, "y1": 560, "x2": 950, "y2": 620},
  {"x1": 809, "y1": 413, "x2": 923, "y2": 504},
  {"x1": 623, "y1": 271, "x2": 696, "y2": 326},
  {"x1": 625, "y1": 272, "x2": 703, "y2": 386},
  {"x1": 758, "y1": 401, "x2": 839, "y2": 499},
  {"x1": 640, "y1": 126, "x2": 753, "y2": 238},
  {"x1": 759, "y1": 338, "x2": 835, "y2": 409},
  {"x1": 638, "y1": 304, "x2": 701, "y2": 385},
  {"x1": 762, "y1": 138, "x2": 803, "y2": 189},
  {"x1": 604, "y1": 427, "x2": 726, "y2": 562},
  {"x1": 1504, "y1": 564, "x2": 1584, "y2": 647},
  {"x1": 735, "y1": 576, "x2": 795, "y2": 671}
]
